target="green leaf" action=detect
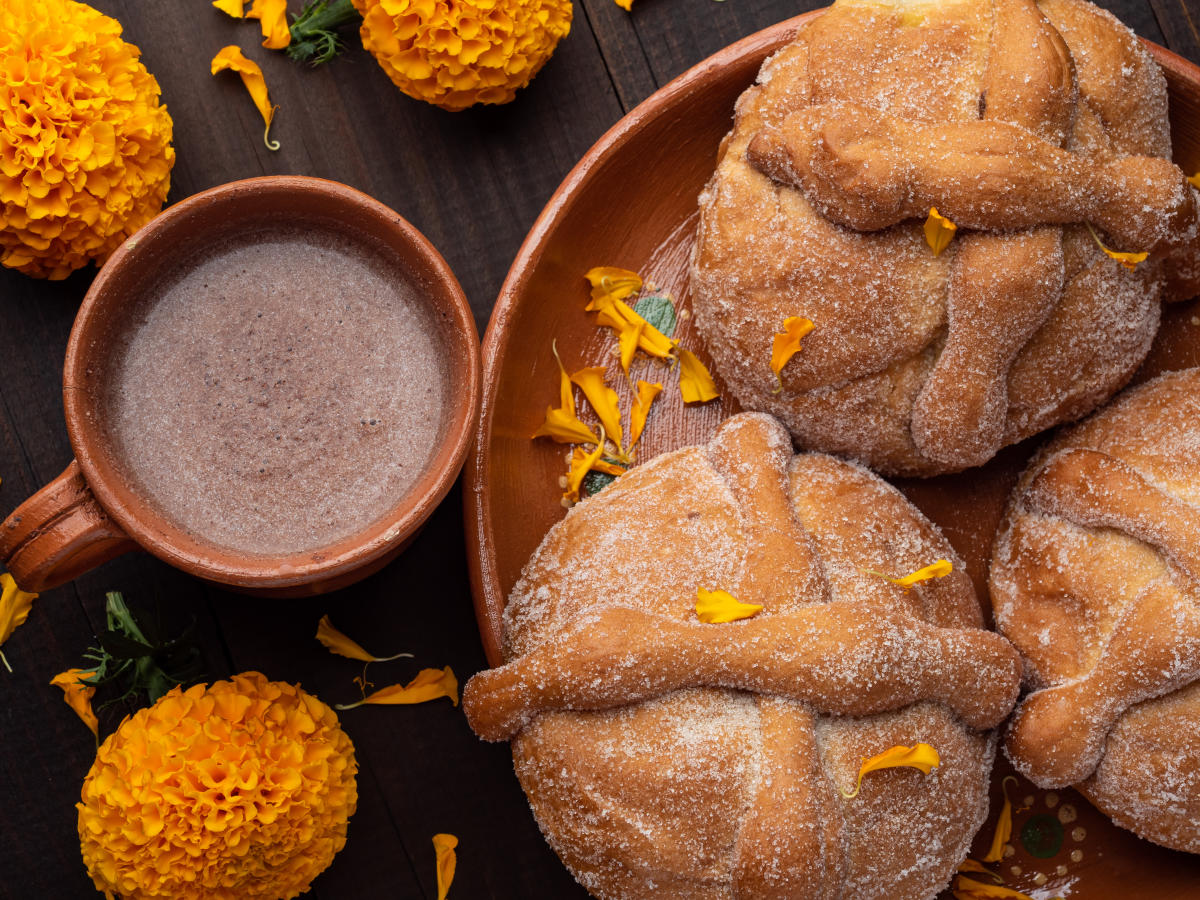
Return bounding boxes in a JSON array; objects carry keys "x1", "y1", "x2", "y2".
[
  {"x1": 582, "y1": 470, "x2": 618, "y2": 496},
  {"x1": 633, "y1": 295, "x2": 677, "y2": 338}
]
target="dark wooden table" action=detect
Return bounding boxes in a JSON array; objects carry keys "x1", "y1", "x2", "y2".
[{"x1": 3, "y1": 1, "x2": 1199, "y2": 897}]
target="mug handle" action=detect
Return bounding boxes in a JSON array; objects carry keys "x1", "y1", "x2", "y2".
[{"x1": 0, "y1": 461, "x2": 137, "y2": 591}]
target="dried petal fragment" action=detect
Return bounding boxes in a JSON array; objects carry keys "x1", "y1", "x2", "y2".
[
  {"x1": 1189, "y1": 172, "x2": 1200, "y2": 189},
  {"x1": 1085, "y1": 222, "x2": 1147, "y2": 271},
  {"x1": 212, "y1": 0, "x2": 246, "y2": 15},
  {"x1": 0, "y1": 573, "x2": 37, "y2": 673},
  {"x1": 957, "y1": 859, "x2": 1002, "y2": 881},
  {"x1": 694, "y1": 588, "x2": 762, "y2": 624},
  {"x1": 770, "y1": 316, "x2": 814, "y2": 393},
  {"x1": 532, "y1": 343, "x2": 600, "y2": 445},
  {"x1": 338, "y1": 667, "x2": 459, "y2": 709},
  {"x1": 924, "y1": 207, "x2": 957, "y2": 256},
  {"x1": 50, "y1": 667, "x2": 99, "y2": 736},
  {"x1": 571, "y1": 367, "x2": 623, "y2": 450},
  {"x1": 211, "y1": 46, "x2": 281, "y2": 150},
  {"x1": 619, "y1": 318, "x2": 645, "y2": 379},
  {"x1": 316, "y1": 615, "x2": 411, "y2": 663},
  {"x1": 246, "y1": 0, "x2": 291, "y2": 48},
  {"x1": 840, "y1": 743, "x2": 940, "y2": 799},
  {"x1": 677, "y1": 347, "x2": 719, "y2": 404},
  {"x1": 952, "y1": 875, "x2": 1036, "y2": 899},
  {"x1": 629, "y1": 381, "x2": 663, "y2": 449},
  {"x1": 867, "y1": 558, "x2": 953, "y2": 589},
  {"x1": 585, "y1": 267, "x2": 642, "y2": 307},
  {"x1": 564, "y1": 441, "x2": 607, "y2": 505},
  {"x1": 433, "y1": 833, "x2": 458, "y2": 900},
  {"x1": 982, "y1": 775, "x2": 1018, "y2": 862}
]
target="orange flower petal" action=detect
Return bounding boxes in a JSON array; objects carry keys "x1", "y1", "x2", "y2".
[
  {"x1": 1188, "y1": 172, "x2": 1200, "y2": 189},
  {"x1": 532, "y1": 343, "x2": 600, "y2": 444},
  {"x1": 246, "y1": 0, "x2": 292, "y2": 49},
  {"x1": 0, "y1": 572, "x2": 38, "y2": 673},
  {"x1": 629, "y1": 380, "x2": 663, "y2": 449},
  {"x1": 770, "y1": 316, "x2": 814, "y2": 392},
  {"x1": 571, "y1": 367, "x2": 623, "y2": 450},
  {"x1": 841, "y1": 743, "x2": 940, "y2": 799},
  {"x1": 564, "y1": 441, "x2": 607, "y2": 505},
  {"x1": 1086, "y1": 222, "x2": 1147, "y2": 271},
  {"x1": 956, "y1": 859, "x2": 1001, "y2": 881},
  {"x1": 924, "y1": 207, "x2": 957, "y2": 256},
  {"x1": 695, "y1": 588, "x2": 762, "y2": 624},
  {"x1": 584, "y1": 266, "x2": 642, "y2": 309},
  {"x1": 677, "y1": 347, "x2": 719, "y2": 404},
  {"x1": 50, "y1": 668, "x2": 99, "y2": 737},
  {"x1": 982, "y1": 775, "x2": 1018, "y2": 863},
  {"x1": 338, "y1": 666, "x2": 459, "y2": 709},
  {"x1": 619, "y1": 318, "x2": 645, "y2": 379},
  {"x1": 211, "y1": 46, "x2": 280, "y2": 150},
  {"x1": 212, "y1": 0, "x2": 246, "y2": 15},
  {"x1": 866, "y1": 558, "x2": 953, "y2": 590},
  {"x1": 316, "y1": 615, "x2": 410, "y2": 663},
  {"x1": 433, "y1": 833, "x2": 458, "y2": 900}
]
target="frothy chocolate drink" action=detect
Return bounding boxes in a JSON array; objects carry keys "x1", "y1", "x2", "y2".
[{"x1": 104, "y1": 227, "x2": 447, "y2": 556}]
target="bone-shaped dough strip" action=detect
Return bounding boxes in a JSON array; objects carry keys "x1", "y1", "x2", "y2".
[
  {"x1": 1024, "y1": 447, "x2": 1200, "y2": 580},
  {"x1": 1005, "y1": 577, "x2": 1200, "y2": 786},
  {"x1": 747, "y1": 103, "x2": 1197, "y2": 254},
  {"x1": 462, "y1": 603, "x2": 1021, "y2": 742}
]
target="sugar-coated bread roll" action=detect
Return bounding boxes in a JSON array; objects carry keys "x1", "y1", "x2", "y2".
[
  {"x1": 991, "y1": 368, "x2": 1200, "y2": 853},
  {"x1": 464, "y1": 413, "x2": 1021, "y2": 899},
  {"x1": 691, "y1": 0, "x2": 1200, "y2": 476}
]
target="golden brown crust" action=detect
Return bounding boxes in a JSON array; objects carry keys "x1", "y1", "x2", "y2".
[
  {"x1": 691, "y1": 0, "x2": 1199, "y2": 476},
  {"x1": 990, "y1": 368, "x2": 1200, "y2": 853},
  {"x1": 465, "y1": 413, "x2": 1019, "y2": 898}
]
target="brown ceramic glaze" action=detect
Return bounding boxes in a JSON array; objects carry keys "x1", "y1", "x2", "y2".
[
  {"x1": 464, "y1": 12, "x2": 1200, "y2": 895},
  {"x1": 1, "y1": 176, "x2": 480, "y2": 596}
]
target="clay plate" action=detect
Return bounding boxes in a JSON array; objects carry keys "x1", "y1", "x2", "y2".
[{"x1": 465, "y1": 11, "x2": 1200, "y2": 897}]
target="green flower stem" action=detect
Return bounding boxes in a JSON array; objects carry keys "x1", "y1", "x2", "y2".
[{"x1": 288, "y1": 0, "x2": 363, "y2": 66}]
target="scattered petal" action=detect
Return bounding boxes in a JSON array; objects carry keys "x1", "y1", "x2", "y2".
[
  {"x1": 924, "y1": 207, "x2": 957, "y2": 256},
  {"x1": 433, "y1": 833, "x2": 458, "y2": 900},
  {"x1": 866, "y1": 558, "x2": 953, "y2": 589},
  {"x1": 841, "y1": 743, "x2": 940, "y2": 799},
  {"x1": 593, "y1": 297, "x2": 676, "y2": 359},
  {"x1": 532, "y1": 343, "x2": 600, "y2": 445},
  {"x1": 590, "y1": 455, "x2": 627, "y2": 477},
  {"x1": 957, "y1": 859, "x2": 1002, "y2": 881},
  {"x1": 337, "y1": 666, "x2": 459, "y2": 709},
  {"x1": 618, "y1": 318, "x2": 645, "y2": 379},
  {"x1": 629, "y1": 381, "x2": 663, "y2": 449},
  {"x1": 316, "y1": 615, "x2": 411, "y2": 663},
  {"x1": 1189, "y1": 172, "x2": 1200, "y2": 189},
  {"x1": 695, "y1": 588, "x2": 762, "y2": 624},
  {"x1": 50, "y1": 668, "x2": 99, "y2": 737},
  {"x1": 571, "y1": 367, "x2": 623, "y2": 450},
  {"x1": 246, "y1": 0, "x2": 292, "y2": 49},
  {"x1": 564, "y1": 441, "x2": 607, "y2": 505},
  {"x1": 770, "y1": 316, "x2": 814, "y2": 393},
  {"x1": 982, "y1": 776, "x2": 1018, "y2": 863},
  {"x1": 585, "y1": 267, "x2": 642, "y2": 308},
  {"x1": 677, "y1": 347, "x2": 719, "y2": 404},
  {"x1": 1085, "y1": 222, "x2": 1147, "y2": 271},
  {"x1": 0, "y1": 573, "x2": 38, "y2": 673},
  {"x1": 211, "y1": 46, "x2": 281, "y2": 150},
  {"x1": 613, "y1": 0, "x2": 633, "y2": 9},
  {"x1": 212, "y1": 0, "x2": 246, "y2": 16},
  {"x1": 952, "y1": 875, "x2": 1036, "y2": 900}
]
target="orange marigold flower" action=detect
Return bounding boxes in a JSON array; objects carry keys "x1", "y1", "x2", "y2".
[
  {"x1": 350, "y1": 0, "x2": 573, "y2": 111},
  {"x1": 0, "y1": 0, "x2": 174, "y2": 279},
  {"x1": 78, "y1": 672, "x2": 357, "y2": 900}
]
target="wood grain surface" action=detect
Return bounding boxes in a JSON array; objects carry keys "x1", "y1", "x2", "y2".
[{"x1": 0, "y1": 1, "x2": 1197, "y2": 898}]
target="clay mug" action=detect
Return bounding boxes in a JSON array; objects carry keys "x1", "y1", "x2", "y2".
[{"x1": 0, "y1": 176, "x2": 480, "y2": 596}]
